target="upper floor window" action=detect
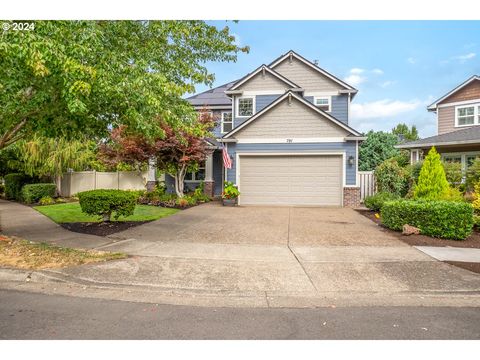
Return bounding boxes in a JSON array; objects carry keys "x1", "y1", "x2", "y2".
[
  {"x1": 236, "y1": 96, "x2": 255, "y2": 117},
  {"x1": 314, "y1": 96, "x2": 331, "y2": 112},
  {"x1": 221, "y1": 112, "x2": 233, "y2": 133},
  {"x1": 456, "y1": 104, "x2": 480, "y2": 127}
]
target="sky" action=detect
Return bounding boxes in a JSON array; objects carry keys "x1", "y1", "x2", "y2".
[{"x1": 193, "y1": 21, "x2": 480, "y2": 138}]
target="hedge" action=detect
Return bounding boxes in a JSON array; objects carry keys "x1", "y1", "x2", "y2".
[
  {"x1": 21, "y1": 183, "x2": 57, "y2": 204},
  {"x1": 77, "y1": 189, "x2": 138, "y2": 222},
  {"x1": 364, "y1": 192, "x2": 400, "y2": 212},
  {"x1": 381, "y1": 200, "x2": 473, "y2": 240},
  {"x1": 4, "y1": 173, "x2": 34, "y2": 201}
]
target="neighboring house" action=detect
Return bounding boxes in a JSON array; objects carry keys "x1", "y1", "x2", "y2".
[
  {"x1": 398, "y1": 75, "x2": 480, "y2": 171},
  {"x1": 171, "y1": 50, "x2": 365, "y2": 207}
]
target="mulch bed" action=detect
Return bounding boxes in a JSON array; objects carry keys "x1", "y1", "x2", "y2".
[
  {"x1": 357, "y1": 209, "x2": 480, "y2": 274},
  {"x1": 60, "y1": 221, "x2": 152, "y2": 237}
]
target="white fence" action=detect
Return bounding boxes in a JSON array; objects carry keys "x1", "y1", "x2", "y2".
[
  {"x1": 358, "y1": 171, "x2": 376, "y2": 202},
  {"x1": 58, "y1": 170, "x2": 148, "y2": 197}
]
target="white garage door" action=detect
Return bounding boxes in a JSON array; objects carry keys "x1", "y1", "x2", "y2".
[{"x1": 239, "y1": 155, "x2": 343, "y2": 206}]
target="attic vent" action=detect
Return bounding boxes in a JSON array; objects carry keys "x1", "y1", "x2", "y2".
[{"x1": 289, "y1": 53, "x2": 293, "y2": 63}]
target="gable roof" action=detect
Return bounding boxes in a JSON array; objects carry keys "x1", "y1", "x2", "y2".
[
  {"x1": 186, "y1": 80, "x2": 236, "y2": 107},
  {"x1": 427, "y1": 75, "x2": 480, "y2": 111},
  {"x1": 396, "y1": 126, "x2": 480, "y2": 149},
  {"x1": 222, "y1": 91, "x2": 362, "y2": 139},
  {"x1": 228, "y1": 64, "x2": 301, "y2": 91},
  {"x1": 269, "y1": 50, "x2": 358, "y2": 94}
]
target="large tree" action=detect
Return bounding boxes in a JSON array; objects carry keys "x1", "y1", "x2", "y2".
[
  {"x1": 0, "y1": 21, "x2": 248, "y2": 150},
  {"x1": 358, "y1": 131, "x2": 400, "y2": 171},
  {"x1": 392, "y1": 123, "x2": 419, "y2": 142}
]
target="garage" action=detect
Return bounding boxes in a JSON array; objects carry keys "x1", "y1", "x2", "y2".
[{"x1": 238, "y1": 154, "x2": 343, "y2": 206}]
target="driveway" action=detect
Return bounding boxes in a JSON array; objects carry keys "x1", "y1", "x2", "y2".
[{"x1": 113, "y1": 202, "x2": 403, "y2": 246}]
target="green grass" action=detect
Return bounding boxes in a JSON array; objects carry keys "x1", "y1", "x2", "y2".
[{"x1": 34, "y1": 202, "x2": 179, "y2": 223}]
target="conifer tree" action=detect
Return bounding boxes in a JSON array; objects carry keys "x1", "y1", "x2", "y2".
[{"x1": 413, "y1": 147, "x2": 450, "y2": 200}]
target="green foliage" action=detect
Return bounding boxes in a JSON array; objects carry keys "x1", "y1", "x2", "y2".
[
  {"x1": 391, "y1": 123, "x2": 419, "y2": 142},
  {"x1": 381, "y1": 200, "x2": 473, "y2": 240},
  {"x1": 364, "y1": 192, "x2": 400, "y2": 212},
  {"x1": 389, "y1": 149, "x2": 411, "y2": 168},
  {"x1": 39, "y1": 196, "x2": 55, "y2": 206},
  {"x1": 474, "y1": 215, "x2": 480, "y2": 228},
  {"x1": 374, "y1": 159, "x2": 409, "y2": 196},
  {"x1": 193, "y1": 181, "x2": 211, "y2": 203},
  {"x1": 472, "y1": 181, "x2": 480, "y2": 214},
  {"x1": 442, "y1": 161, "x2": 463, "y2": 187},
  {"x1": 466, "y1": 158, "x2": 480, "y2": 191},
  {"x1": 0, "y1": 183, "x2": 4, "y2": 196},
  {"x1": 0, "y1": 21, "x2": 248, "y2": 151},
  {"x1": 78, "y1": 189, "x2": 138, "y2": 222},
  {"x1": 358, "y1": 131, "x2": 400, "y2": 171},
  {"x1": 176, "y1": 197, "x2": 190, "y2": 208},
  {"x1": 222, "y1": 181, "x2": 240, "y2": 199},
  {"x1": 442, "y1": 187, "x2": 465, "y2": 202},
  {"x1": 0, "y1": 146, "x2": 21, "y2": 177},
  {"x1": 4, "y1": 173, "x2": 35, "y2": 200},
  {"x1": 413, "y1": 147, "x2": 450, "y2": 200},
  {"x1": 21, "y1": 183, "x2": 56, "y2": 204}
]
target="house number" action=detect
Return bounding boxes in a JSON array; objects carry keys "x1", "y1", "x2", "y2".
[{"x1": 286, "y1": 139, "x2": 293, "y2": 143}]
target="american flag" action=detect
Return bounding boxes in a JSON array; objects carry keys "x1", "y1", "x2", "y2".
[{"x1": 222, "y1": 144, "x2": 232, "y2": 169}]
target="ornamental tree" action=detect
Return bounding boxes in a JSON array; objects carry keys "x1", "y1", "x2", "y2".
[
  {"x1": 413, "y1": 147, "x2": 450, "y2": 200},
  {"x1": 359, "y1": 131, "x2": 400, "y2": 171},
  {"x1": 0, "y1": 20, "x2": 248, "y2": 150}
]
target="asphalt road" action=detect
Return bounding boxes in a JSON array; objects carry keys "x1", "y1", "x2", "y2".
[{"x1": 0, "y1": 289, "x2": 479, "y2": 340}]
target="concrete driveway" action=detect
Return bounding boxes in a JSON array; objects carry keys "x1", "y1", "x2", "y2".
[{"x1": 113, "y1": 202, "x2": 403, "y2": 246}]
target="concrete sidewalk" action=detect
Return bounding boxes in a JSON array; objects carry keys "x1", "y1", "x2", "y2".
[{"x1": 415, "y1": 246, "x2": 480, "y2": 263}]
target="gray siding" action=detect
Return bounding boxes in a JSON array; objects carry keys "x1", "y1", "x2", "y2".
[
  {"x1": 226, "y1": 142, "x2": 357, "y2": 186},
  {"x1": 256, "y1": 95, "x2": 280, "y2": 113},
  {"x1": 213, "y1": 150, "x2": 223, "y2": 195},
  {"x1": 304, "y1": 95, "x2": 348, "y2": 124},
  {"x1": 210, "y1": 109, "x2": 231, "y2": 138}
]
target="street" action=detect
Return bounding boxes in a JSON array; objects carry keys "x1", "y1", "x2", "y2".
[{"x1": 1, "y1": 289, "x2": 479, "y2": 340}]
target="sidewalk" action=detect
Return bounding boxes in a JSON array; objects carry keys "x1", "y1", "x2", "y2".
[{"x1": 415, "y1": 246, "x2": 480, "y2": 263}]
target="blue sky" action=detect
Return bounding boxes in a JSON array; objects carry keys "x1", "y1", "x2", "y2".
[{"x1": 193, "y1": 21, "x2": 480, "y2": 137}]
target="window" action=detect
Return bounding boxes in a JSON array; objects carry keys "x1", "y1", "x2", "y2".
[
  {"x1": 443, "y1": 155, "x2": 462, "y2": 163},
  {"x1": 221, "y1": 112, "x2": 233, "y2": 133},
  {"x1": 455, "y1": 104, "x2": 480, "y2": 127},
  {"x1": 313, "y1": 96, "x2": 331, "y2": 112},
  {"x1": 466, "y1": 155, "x2": 479, "y2": 168},
  {"x1": 236, "y1": 97, "x2": 254, "y2": 117},
  {"x1": 185, "y1": 162, "x2": 205, "y2": 181}
]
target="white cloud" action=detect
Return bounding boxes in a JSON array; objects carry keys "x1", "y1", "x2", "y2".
[
  {"x1": 345, "y1": 74, "x2": 366, "y2": 87},
  {"x1": 379, "y1": 80, "x2": 395, "y2": 88},
  {"x1": 453, "y1": 52, "x2": 476, "y2": 63},
  {"x1": 349, "y1": 68, "x2": 365, "y2": 74},
  {"x1": 350, "y1": 99, "x2": 422, "y2": 120},
  {"x1": 407, "y1": 57, "x2": 416, "y2": 64},
  {"x1": 371, "y1": 68, "x2": 384, "y2": 75}
]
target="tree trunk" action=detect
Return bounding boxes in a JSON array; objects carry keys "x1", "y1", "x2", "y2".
[{"x1": 173, "y1": 164, "x2": 188, "y2": 198}]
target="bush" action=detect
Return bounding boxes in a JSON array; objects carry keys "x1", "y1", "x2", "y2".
[
  {"x1": 413, "y1": 147, "x2": 450, "y2": 200},
  {"x1": 0, "y1": 183, "x2": 4, "y2": 196},
  {"x1": 364, "y1": 192, "x2": 400, "y2": 212},
  {"x1": 374, "y1": 159, "x2": 409, "y2": 196},
  {"x1": 4, "y1": 173, "x2": 34, "y2": 200},
  {"x1": 466, "y1": 157, "x2": 480, "y2": 190},
  {"x1": 222, "y1": 181, "x2": 240, "y2": 199},
  {"x1": 176, "y1": 198, "x2": 189, "y2": 208},
  {"x1": 441, "y1": 187, "x2": 465, "y2": 202},
  {"x1": 443, "y1": 161, "x2": 463, "y2": 187},
  {"x1": 193, "y1": 181, "x2": 210, "y2": 203},
  {"x1": 21, "y1": 183, "x2": 56, "y2": 204},
  {"x1": 381, "y1": 200, "x2": 473, "y2": 240},
  {"x1": 39, "y1": 196, "x2": 55, "y2": 205},
  {"x1": 78, "y1": 189, "x2": 138, "y2": 222}
]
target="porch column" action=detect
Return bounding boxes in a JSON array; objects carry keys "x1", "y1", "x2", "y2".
[
  {"x1": 204, "y1": 152, "x2": 214, "y2": 197},
  {"x1": 146, "y1": 157, "x2": 157, "y2": 192}
]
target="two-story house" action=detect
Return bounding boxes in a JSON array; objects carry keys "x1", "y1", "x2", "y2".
[
  {"x1": 398, "y1": 75, "x2": 480, "y2": 169},
  {"x1": 176, "y1": 50, "x2": 365, "y2": 207}
]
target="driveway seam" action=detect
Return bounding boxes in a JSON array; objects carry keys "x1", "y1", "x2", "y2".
[{"x1": 285, "y1": 207, "x2": 318, "y2": 292}]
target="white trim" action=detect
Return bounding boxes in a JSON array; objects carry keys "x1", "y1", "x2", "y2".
[
  {"x1": 234, "y1": 151, "x2": 346, "y2": 206},
  {"x1": 441, "y1": 151, "x2": 480, "y2": 172},
  {"x1": 220, "y1": 111, "x2": 233, "y2": 134},
  {"x1": 355, "y1": 140, "x2": 359, "y2": 187},
  {"x1": 235, "y1": 95, "x2": 256, "y2": 118},
  {"x1": 398, "y1": 138, "x2": 480, "y2": 149},
  {"x1": 217, "y1": 138, "x2": 237, "y2": 143},
  {"x1": 224, "y1": 91, "x2": 362, "y2": 138},
  {"x1": 304, "y1": 91, "x2": 339, "y2": 96},
  {"x1": 269, "y1": 51, "x2": 356, "y2": 91},
  {"x1": 454, "y1": 103, "x2": 480, "y2": 128},
  {"x1": 313, "y1": 96, "x2": 332, "y2": 112},
  {"x1": 229, "y1": 65, "x2": 300, "y2": 91},
  {"x1": 242, "y1": 90, "x2": 285, "y2": 96},
  {"x1": 428, "y1": 75, "x2": 480, "y2": 110},
  {"x1": 193, "y1": 105, "x2": 230, "y2": 110},
  {"x1": 437, "y1": 99, "x2": 480, "y2": 108},
  {"x1": 236, "y1": 137, "x2": 346, "y2": 144}
]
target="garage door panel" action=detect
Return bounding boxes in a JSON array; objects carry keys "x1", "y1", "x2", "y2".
[{"x1": 239, "y1": 155, "x2": 343, "y2": 206}]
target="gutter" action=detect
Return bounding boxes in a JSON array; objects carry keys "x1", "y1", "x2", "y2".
[{"x1": 396, "y1": 138, "x2": 480, "y2": 149}]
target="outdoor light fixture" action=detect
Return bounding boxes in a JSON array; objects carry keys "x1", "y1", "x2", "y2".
[{"x1": 348, "y1": 155, "x2": 355, "y2": 165}]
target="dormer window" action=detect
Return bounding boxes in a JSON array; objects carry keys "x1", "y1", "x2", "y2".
[
  {"x1": 221, "y1": 112, "x2": 233, "y2": 133},
  {"x1": 236, "y1": 96, "x2": 255, "y2": 117},
  {"x1": 456, "y1": 104, "x2": 479, "y2": 127},
  {"x1": 314, "y1": 96, "x2": 331, "y2": 112}
]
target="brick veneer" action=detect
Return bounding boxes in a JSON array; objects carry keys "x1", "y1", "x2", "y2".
[
  {"x1": 204, "y1": 180, "x2": 214, "y2": 198},
  {"x1": 343, "y1": 187, "x2": 361, "y2": 207}
]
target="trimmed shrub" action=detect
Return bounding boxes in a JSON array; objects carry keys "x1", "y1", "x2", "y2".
[
  {"x1": 381, "y1": 200, "x2": 473, "y2": 240},
  {"x1": 78, "y1": 189, "x2": 138, "y2": 222},
  {"x1": 39, "y1": 196, "x2": 55, "y2": 206},
  {"x1": 364, "y1": 192, "x2": 400, "y2": 212},
  {"x1": 466, "y1": 157, "x2": 480, "y2": 190},
  {"x1": 374, "y1": 159, "x2": 409, "y2": 196},
  {"x1": 443, "y1": 161, "x2": 463, "y2": 187},
  {"x1": 21, "y1": 183, "x2": 56, "y2": 204},
  {"x1": 413, "y1": 147, "x2": 450, "y2": 200},
  {"x1": 4, "y1": 173, "x2": 34, "y2": 200}
]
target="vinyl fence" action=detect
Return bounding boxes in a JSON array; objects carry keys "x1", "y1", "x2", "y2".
[
  {"x1": 59, "y1": 170, "x2": 148, "y2": 197},
  {"x1": 358, "y1": 171, "x2": 376, "y2": 202}
]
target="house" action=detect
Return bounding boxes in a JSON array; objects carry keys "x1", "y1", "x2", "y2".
[
  {"x1": 397, "y1": 75, "x2": 480, "y2": 170},
  {"x1": 172, "y1": 50, "x2": 365, "y2": 207}
]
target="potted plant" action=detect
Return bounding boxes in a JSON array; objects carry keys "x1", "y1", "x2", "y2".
[{"x1": 222, "y1": 181, "x2": 240, "y2": 206}]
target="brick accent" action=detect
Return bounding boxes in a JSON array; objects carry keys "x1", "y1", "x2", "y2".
[
  {"x1": 146, "y1": 181, "x2": 156, "y2": 192},
  {"x1": 204, "y1": 180, "x2": 214, "y2": 198},
  {"x1": 439, "y1": 79, "x2": 480, "y2": 104},
  {"x1": 343, "y1": 187, "x2": 361, "y2": 208}
]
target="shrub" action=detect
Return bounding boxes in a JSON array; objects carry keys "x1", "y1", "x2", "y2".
[
  {"x1": 0, "y1": 183, "x2": 4, "y2": 196},
  {"x1": 443, "y1": 161, "x2": 463, "y2": 187},
  {"x1": 39, "y1": 196, "x2": 55, "y2": 206},
  {"x1": 474, "y1": 215, "x2": 480, "y2": 228},
  {"x1": 78, "y1": 189, "x2": 138, "y2": 222},
  {"x1": 472, "y1": 181, "x2": 480, "y2": 214},
  {"x1": 176, "y1": 198, "x2": 189, "y2": 208},
  {"x1": 466, "y1": 157, "x2": 480, "y2": 190},
  {"x1": 4, "y1": 173, "x2": 34, "y2": 200},
  {"x1": 374, "y1": 159, "x2": 409, "y2": 196},
  {"x1": 193, "y1": 181, "x2": 210, "y2": 203},
  {"x1": 441, "y1": 187, "x2": 465, "y2": 202},
  {"x1": 21, "y1": 183, "x2": 56, "y2": 204},
  {"x1": 413, "y1": 147, "x2": 450, "y2": 200},
  {"x1": 222, "y1": 181, "x2": 240, "y2": 199},
  {"x1": 364, "y1": 192, "x2": 400, "y2": 212},
  {"x1": 381, "y1": 200, "x2": 473, "y2": 240}
]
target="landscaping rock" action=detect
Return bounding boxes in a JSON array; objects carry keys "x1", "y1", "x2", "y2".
[{"x1": 402, "y1": 224, "x2": 421, "y2": 236}]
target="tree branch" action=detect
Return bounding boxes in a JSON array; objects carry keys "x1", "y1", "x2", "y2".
[{"x1": 0, "y1": 118, "x2": 28, "y2": 150}]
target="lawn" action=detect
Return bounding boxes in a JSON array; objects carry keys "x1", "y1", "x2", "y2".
[{"x1": 34, "y1": 202, "x2": 179, "y2": 223}]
